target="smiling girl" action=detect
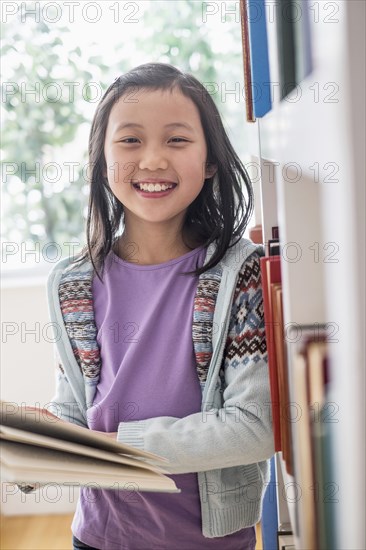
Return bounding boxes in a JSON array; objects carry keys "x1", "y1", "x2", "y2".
[{"x1": 46, "y1": 62, "x2": 274, "y2": 550}]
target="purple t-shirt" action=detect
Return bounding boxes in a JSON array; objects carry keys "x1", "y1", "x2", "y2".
[{"x1": 71, "y1": 246, "x2": 256, "y2": 550}]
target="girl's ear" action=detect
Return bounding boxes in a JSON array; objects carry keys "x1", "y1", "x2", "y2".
[{"x1": 205, "y1": 162, "x2": 217, "y2": 179}]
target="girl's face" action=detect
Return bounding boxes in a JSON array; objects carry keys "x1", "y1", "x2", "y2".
[{"x1": 103, "y1": 87, "x2": 216, "y2": 231}]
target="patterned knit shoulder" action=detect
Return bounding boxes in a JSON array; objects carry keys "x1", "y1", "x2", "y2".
[
  {"x1": 224, "y1": 250, "x2": 267, "y2": 370},
  {"x1": 192, "y1": 249, "x2": 266, "y2": 384},
  {"x1": 233, "y1": 249, "x2": 263, "y2": 303}
]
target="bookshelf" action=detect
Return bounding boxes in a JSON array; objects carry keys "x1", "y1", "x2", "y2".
[{"x1": 243, "y1": 1, "x2": 365, "y2": 548}]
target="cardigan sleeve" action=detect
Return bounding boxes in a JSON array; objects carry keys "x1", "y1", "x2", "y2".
[
  {"x1": 117, "y1": 251, "x2": 275, "y2": 474},
  {"x1": 45, "y1": 348, "x2": 88, "y2": 428}
]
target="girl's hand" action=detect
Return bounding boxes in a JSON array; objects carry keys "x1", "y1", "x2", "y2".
[{"x1": 93, "y1": 430, "x2": 118, "y2": 439}]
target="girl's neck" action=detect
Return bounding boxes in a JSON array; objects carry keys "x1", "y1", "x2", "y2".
[{"x1": 113, "y1": 226, "x2": 201, "y2": 266}]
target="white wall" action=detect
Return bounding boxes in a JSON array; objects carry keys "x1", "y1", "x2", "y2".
[{"x1": 1, "y1": 276, "x2": 77, "y2": 515}]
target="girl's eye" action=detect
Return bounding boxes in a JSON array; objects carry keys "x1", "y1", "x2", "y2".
[
  {"x1": 120, "y1": 137, "x2": 188, "y2": 144},
  {"x1": 121, "y1": 138, "x2": 139, "y2": 144},
  {"x1": 169, "y1": 137, "x2": 188, "y2": 143}
]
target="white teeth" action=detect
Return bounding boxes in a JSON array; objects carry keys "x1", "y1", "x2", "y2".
[{"x1": 137, "y1": 183, "x2": 173, "y2": 192}]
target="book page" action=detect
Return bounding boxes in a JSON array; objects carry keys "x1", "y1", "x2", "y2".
[
  {"x1": 0, "y1": 401, "x2": 166, "y2": 463},
  {"x1": 0, "y1": 425, "x2": 167, "y2": 474},
  {"x1": 1, "y1": 440, "x2": 179, "y2": 493}
]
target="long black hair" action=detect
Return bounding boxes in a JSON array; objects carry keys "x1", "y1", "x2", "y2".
[{"x1": 75, "y1": 62, "x2": 254, "y2": 280}]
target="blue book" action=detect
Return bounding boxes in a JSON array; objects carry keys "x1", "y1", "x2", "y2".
[
  {"x1": 246, "y1": 0, "x2": 272, "y2": 117},
  {"x1": 261, "y1": 456, "x2": 279, "y2": 549}
]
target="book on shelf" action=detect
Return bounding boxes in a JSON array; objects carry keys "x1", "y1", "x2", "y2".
[
  {"x1": 268, "y1": 239, "x2": 280, "y2": 256},
  {"x1": 292, "y1": 0, "x2": 313, "y2": 83},
  {"x1": 268, "y1": 226, "x2": 280, "y2": 256},
  {"x1": 0, "y1": 401, "x2": 179, "y2": 494},
  {"x1": 291, "y1": 342, "x2": 316, "y2": 547},
  {"x1": 239, "y1": 0, "x2": 255, "y2": 122},
  {"x1": 259, "y1": 250, "x2": 336, "y2": 547},
  {"x1": 260, "y1": 255, "x2": 282, "y2": 451},
  {"x1": 271, "y1": 283, "x2": 293, "y2": 476},
  {"x1": 260, "y1": 252, "x2": 294, "y2": 475},
  {"x1": 306, "y1": 343, "x2": 336, "y2": 550},
  {"x1": 246, "y1": 0, "x2": 272, "y2": 117},
  {"x1": 271, "y1": 226, "x2": 279, "y2": 240},
  {"x1": 276, "y1": 0, "x2": 297, "y2": 99},
  {"x1": 288, "y1": 326, "x2": 335, "y2": 550}
]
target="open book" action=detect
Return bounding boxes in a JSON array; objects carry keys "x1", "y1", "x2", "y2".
[{"x1": 0, "y1": 401, "x2": 179, "y2": 493}]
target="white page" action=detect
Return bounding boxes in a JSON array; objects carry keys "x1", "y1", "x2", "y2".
[
  {"x1": 0, "y1": 425, "x2": 167, "y2": 474},
  {"x1": 0, "y1": 401, "x2": 166, "y2": 463},
  {"x1": 1, "y1": 440, "x2": 179, "y2": 493}
]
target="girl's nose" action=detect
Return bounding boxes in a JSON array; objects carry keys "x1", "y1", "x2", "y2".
[{"x1": 138, "y1": 148, "x2": 169, "y2": 171}]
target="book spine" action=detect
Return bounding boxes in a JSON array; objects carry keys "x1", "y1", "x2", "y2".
[
  {"x1": 276, "y1": 0, "x2": 297, "y2": 99},
  {"x1": 247, "y1": 0, "x2": 272, "y2": 116}
]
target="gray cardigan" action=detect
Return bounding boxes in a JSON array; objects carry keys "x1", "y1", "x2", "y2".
[{"x1": 46, "y1": 237, "x2": 274, "y2": 538}]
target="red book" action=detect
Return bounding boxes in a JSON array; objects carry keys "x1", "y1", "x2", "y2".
[
  {"x1": 260, "y1": 255, "x2": 282, "y2": 451},
  {"x1": 272, "y1": 285, "x2": 293, "y2": 475}
]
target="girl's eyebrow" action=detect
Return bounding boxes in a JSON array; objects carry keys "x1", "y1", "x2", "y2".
[{"x1": 115, "y1": 122, "x2": 195, "y2": 133}]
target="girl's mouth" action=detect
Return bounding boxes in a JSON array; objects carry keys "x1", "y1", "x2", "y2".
[{"x1": 132, "y1": 181, "x2": 177, "y2": 198}]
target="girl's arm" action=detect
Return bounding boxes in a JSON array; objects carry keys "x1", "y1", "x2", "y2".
[{"x1": 117, "y1": 252, "x2": 275, "y2": 474}]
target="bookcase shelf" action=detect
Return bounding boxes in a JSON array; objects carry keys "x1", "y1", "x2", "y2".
[{"x1": 243, "y1": 1, "x2": 365, "y2": 548}]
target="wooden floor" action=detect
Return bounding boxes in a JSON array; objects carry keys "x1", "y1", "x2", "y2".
[
  {"x1": 0, "y1": 514, "x2": 74, "y2": 550},
  {"x1": 0, "y1": 514, "x2": 263, "y2": 549}
]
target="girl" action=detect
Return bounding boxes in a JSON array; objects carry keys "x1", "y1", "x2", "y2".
[{"x1": 46, "y1": 62, "x2": 274, "y2": 550}]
